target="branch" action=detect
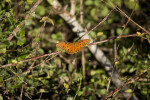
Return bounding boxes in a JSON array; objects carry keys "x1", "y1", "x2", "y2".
[
  {"x1": 89, "y1": 34, "x2": 138, "y2": 46},
  {"x1": 0, "y1": 51, "x2": 60, "y2": 69},
  {"x1": 70, "y1": 0, "x2": 76, "y2": 15},
  {"x1": 115, "y1": 7, "x2": 150, "y2": 35},
  {"x1": 1, "y1": 53, "x2": 59, "y2": 83}
]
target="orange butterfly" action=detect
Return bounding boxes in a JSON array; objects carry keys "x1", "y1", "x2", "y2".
[{"x1": 56, "y1": 39, "x2": 90, "y2": 54}]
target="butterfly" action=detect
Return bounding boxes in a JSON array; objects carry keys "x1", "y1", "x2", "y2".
[{"x1": 56, "y1": 39, "x2": 90, "y2": 54}]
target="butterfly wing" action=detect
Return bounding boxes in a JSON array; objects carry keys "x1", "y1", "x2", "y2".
[
  {"x1": 56, "y1": 42, "x2": 74, "y2": 51},
  {"x1": 56, "y1": 39, "x2": 90, "y2": 54},
  {"x1": 66, "y1": 46, "x2": 76, "y2": 54},
  {"x1": 74, "y1": 39, "x2": 90, "y2": 52}
]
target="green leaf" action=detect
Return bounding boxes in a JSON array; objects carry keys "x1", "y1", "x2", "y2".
[
  {"x1": 0, "y1": 47, "x2": 6, "y2": 54},
  {"x1": 0, "y1": 95, "x2": 3, "y2": 100},
  {"x1": 64, "y1": 83, "x2": 69, "y2": 92},
  {"x1": 85, "y1": 0, "x2": 94, "y2": 5},
  {"x1": 16, "y1": 30, "x2": 25, "y2": 37},
  {"x1": 48, "y1": 18, "x2": 54, "y2": 26},
  {"x1": 77, "y1": 91, "x2": 84, "y2": 96},
  {"x1": 39, "y1": 89, "x2": 48, "y2": 93},
  {"x1": 129, "y1": 67, "x2": 136, "y2": 73},
  {"x1": 36, "y1": 5, "x2": 46, "y2": 16},
  {"x1": 12, "y1": 59, "x2": 18, "y2": 64},
  {"x1": 6, "y1": 0, "x2": 11, "y2": 3},
  {"x1": 47, "y1": 0, "x2": 53, "y2": 5},
  {"x1": 124, "y1": 28, "x2": 130, "y2": 35},
  {"x1": 25, "y1": 4, "x2": 30, "y2": 10},
  {"x1": 146, "y1": 35, "x2": 150, "y2": 43},
  {"x1": 17, "y1": 37, "x2": 26, "y2": 46},
  {"x1": 148, "y1": 54, "x2": 150, "y2": 59},
  {"x1": 90, "y1": 8, "x2": 97, "y2": 17},
  {"x1": 0, "y1": 44, "x2": 7, "y2": 49},
  {"x1": 89, "y1": 31, "x2": 96, "y2": 38},
  {"x1": 96, "y1": 89, "x2": 106, "y2": 95},
  {"x1": 0, "y1": 76, "x2": 3, "y2": 82},
  {"x1": 117, "y1": 28, "x2": 122, "y2": 35},
  {"x1": 125, "y1": 89, "x2": 133, "y2": 93},
  {"x1": 38, "y1": 48, "x2": 44, "y2": 54},
  {"x1": 101, "y1": 6, "x2": 109, "y2": 16},
  {"x1": 19, "y1": 1, "x2": 24, "y2": 5},
  {"x1": 27, "y1": 0, "x2": 33, "y2": 4},
  {"x1": 147, "y1": 68, "x2": 150, "y2": 76},
  {"x1": 40, "y1": 17, "x2": 54, "y2": 25},
  {"x1": 5, "y1": 12, "x2": 11, "y2": 18},
  {"x1": 123, "y1": 47, "x2": 128, "y2": 55},
  {"x1": 52, "y1": 32, "x2": 62, "y2": 40},
  {"x1": 90, "y1": 70, "x2": 96, "y2": 76},
  {"x1": 40, "y1": 17, "x2": 47, "y2": 22},
  {"x1": 17, "y1": 54, "x2": 30, "y2": 61},
  {"x1": 20, "y1": 30, "x2": 25, "y2": 37}
]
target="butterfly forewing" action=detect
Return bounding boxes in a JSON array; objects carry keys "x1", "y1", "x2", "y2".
[
  {"x1": 66, "y1": 47, "x2": 76, "y2": 54},
  {"x1": 56, "y1": 39, "x2": 90, "y2": 54},
  {"x1": 74, "y1": 39, "x2": 90, "y2": 53},
  {"x1": 56, "y1": 42, "x2": 73, "y2": 50},
  {"x1": 75, "y1": 39, "x2": 90, "y2": 48}
]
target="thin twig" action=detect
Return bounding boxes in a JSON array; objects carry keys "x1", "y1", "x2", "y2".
[
  {"x1": 102, "y1": 0, "x2": 150, "y2": 35},
  {"x1": 0, "y1": 51, "x2": 60, "y2": 69},
  {"x1": 5, "y1": 0, "x2": 43, "y2": 41},
  {"x1": 80, "y1": 8, "x2": 115, "y2": 39},
  {"x1": 115, "y1": 7, "x2": 150, "y2": 35},
  {"x1": 88, "y1": 34, "x2": 138, "y2": 46},
  {"x1": 1, "y1": 53, "x2": 59, "y2": 83},
  {"x1": 82, "y1": 49, "x2": 86, "y2": 81},
  {"x1": 104, "y1": 69, "x2": 147, "y2": 99},
  {"x1": 70, "y1": 0, "x2": 76, "y2": 15},
  {"x1": 120, "y1": 0, "x2": 137, "y2": 35},
  {"x1": 80, "y1": 0, "x2": 84, "y2": 24}
]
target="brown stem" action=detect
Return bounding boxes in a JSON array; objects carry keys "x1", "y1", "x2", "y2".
[
  {"x1": 5, "y1": 0, "x2": 43, "y2": 41},
  {"x1": 0, "y1": 51, "x2": 60, "y2": 69}
]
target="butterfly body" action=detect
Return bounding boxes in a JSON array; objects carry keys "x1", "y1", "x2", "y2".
[{"x1": 56, "y1": 39, "x2": 90, "y2": 54}]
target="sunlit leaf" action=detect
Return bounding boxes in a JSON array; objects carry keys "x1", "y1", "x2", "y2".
[
  {"x1": 17, "y1": 37, "x2": 26, "y2": 46},
  {"x1": 48, "y1": 18, "x2": 54, "y2": 26},
  {"x1": 0, "y1": 47, "x2": 6, "y2": 54},
  {"x1": 136, "y1": 32, "x2": 141, "y2": 36},
  {"x1": 97, "y1": 32, "x2": 103, "y2": 36},
  {"x1": 36, "y1": 5, "x2": 46, "y2": 16},
  {"x1": 117, "y1": 28, "x2": 122, "y2": 35},
  {"x1": 47, "y1": 0, "x2": 53, "y2": 5},
  {"x1": 27, "y1": 0, "x2": 33, "y2": 4},
  {"x1": 125, "y1": 89, "x2": 133, "y2": 93}
]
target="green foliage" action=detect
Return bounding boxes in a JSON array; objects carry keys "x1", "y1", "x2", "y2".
[
  {"x1": 0, "y1": 0, "x2": 150, "y2": 100},
  {"x1": 52, "y1": 32, "x2": 62, "y2": 40},
  {"x1": 16, "y1": 30, "x2": 26, "y2": 46},
  {"x1": 0, "y1": 44, "x2": 7, "y2": 54},
  {"x1": 27, "y1": 0, "x2": 34, "y2": 4},
  {"x1": 47, "y1": 0, "x2": 53, "y2": 5},
  {"x1": 36, "y1": 5, "x2": 46, "y2": 16}
]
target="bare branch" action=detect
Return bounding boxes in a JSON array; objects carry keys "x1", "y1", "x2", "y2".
[
  {"x1": 70, "y1": 0, "x2": 76, "y2": 15},
  {"x1": 6, "y1": 0, "x2": 43, "y2": 41},
  {"x1": 0, "y1": 51, "x2": 60, "y2": 69}
]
